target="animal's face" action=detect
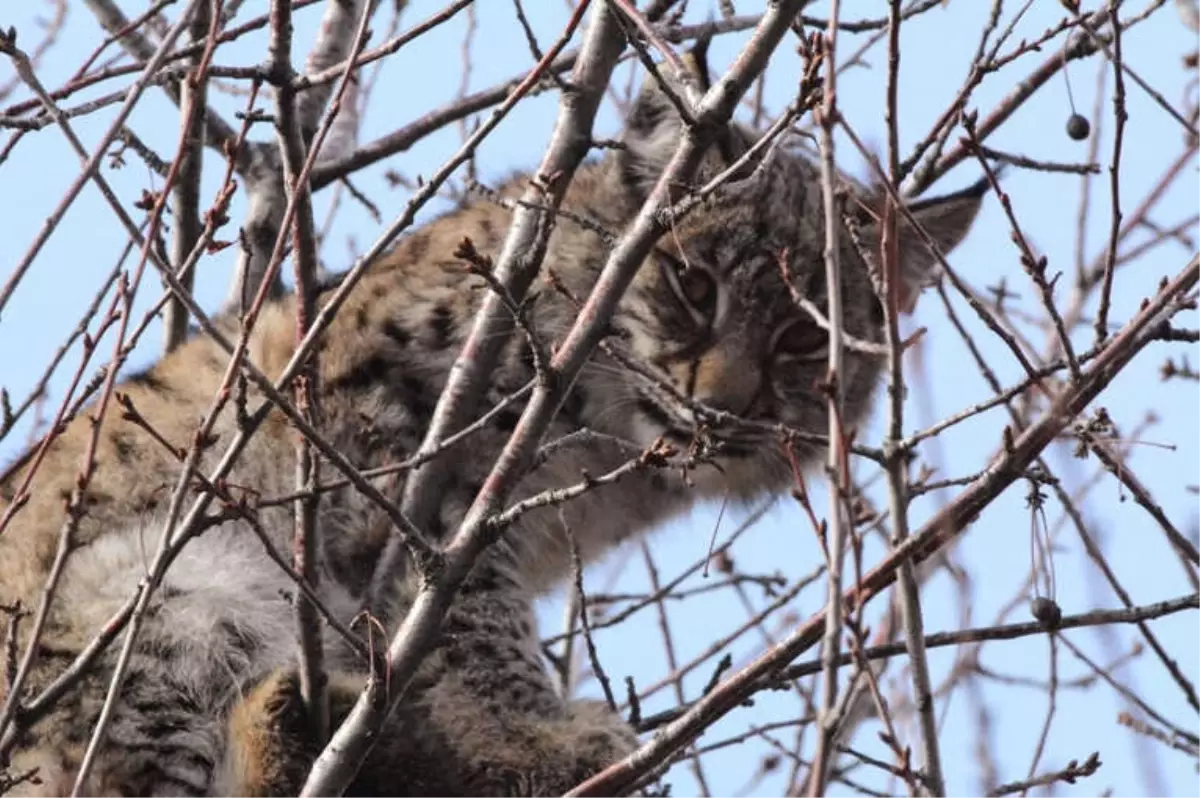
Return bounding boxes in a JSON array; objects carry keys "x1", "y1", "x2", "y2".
[{"x1": 600, "y1": 59, "x2": 984, "y2": 495}]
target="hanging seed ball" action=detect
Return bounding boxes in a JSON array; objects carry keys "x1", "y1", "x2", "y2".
[{"x1": 1066, "y1": 113, "x2": 1091, "y2": 141}]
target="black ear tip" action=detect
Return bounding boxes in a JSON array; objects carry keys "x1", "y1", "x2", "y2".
[
  {"x1": 907, "y1": 170, "x2": 994, "y2": 215},
  {"x1": 960, "y1": 170, "x2": 994, "y2": 201},
  {"x1": 963, "y1": 159, "x2": 1011, "y2": 197},
  {"x1": 689, "y1": 30, "x2": 712, "y2": 73},
  {"x1": 685, "y1": 27, "x2": 714, "y2": 93},
  {"x1": 969, "y1": 161, "x2": 1007, "y2": 194}
]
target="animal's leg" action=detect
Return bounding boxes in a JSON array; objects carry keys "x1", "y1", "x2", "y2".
[{"x1": 223, "y1": 558, "x2": 635, "y2": 796}]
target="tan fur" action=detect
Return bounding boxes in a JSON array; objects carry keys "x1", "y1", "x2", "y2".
[{"x1": 0, "y1": 61, "x2": 983, "y2": 796}]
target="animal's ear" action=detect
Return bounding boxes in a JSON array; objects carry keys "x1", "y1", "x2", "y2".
[
  {"x1": 861, "y1": 177, "x2": 987, "y2": 314},
  {"x1": 611, "y1": 40, "x2": 737, "y2": 199}
]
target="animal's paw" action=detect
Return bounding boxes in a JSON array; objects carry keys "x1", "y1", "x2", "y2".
[
  {"x1": 219, "y1": 669, "x2": 319, "y2": 797},
  {"x1": 562, "y1": 698, "x2": 640, "y2": 772},
  {"x1": 484, "y1": 699, "x2": 638, "y2": 796}
]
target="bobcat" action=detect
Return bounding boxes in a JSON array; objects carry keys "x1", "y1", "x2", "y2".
[{"x1": 0, "y1": 58, "x2": 983, "y2": 796}]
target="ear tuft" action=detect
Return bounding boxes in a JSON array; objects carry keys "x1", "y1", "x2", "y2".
[
  {"x1": 869, "y1": 176, "x2": 988, "y2": 313},
  {"x1": 685, "y1": 33, "x2": 714, "y2": 94},
  {"x1": 612, "y1": 38, "x2": 735, "y2": 199},
  {"x1": 618, "y1": 79, "x2": 685, "y2": 192}
]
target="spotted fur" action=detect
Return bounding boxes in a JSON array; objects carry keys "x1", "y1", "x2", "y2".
[{"x1": 0, "y1": 60, "x2": 982, "y2": 796}]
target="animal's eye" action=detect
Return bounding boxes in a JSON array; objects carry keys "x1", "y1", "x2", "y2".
[
  {"x1": 658, "y1": 250, "x2": 718, "y2": 323},
  {"x1": 677, "y1": 269, "x2": 716, "y2": 313},
  {"x1": 773, "y1": 319, "x2": 827, "y2": 359}
]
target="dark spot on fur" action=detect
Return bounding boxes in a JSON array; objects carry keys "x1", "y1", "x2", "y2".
[
  {"x1": 477, "y1": 215, "x2": 495, "y2": 242},
  {"x1": 580, "y1": 731, "x2": 620, "y2": 754},
  {"x1": 328, "y1": 543, "x2": 377, "y2": 598},
  {"x1": 428, "y1": 304, "x2": 454, "y2": 349},
  {"x1": 119, "y1": 741, "x2": 214, "y2": 772},
  {"x1": 217, "y1": 619, "x2": 261, "y2": 656},
  {"x1": 126, "y1": 367, "x2": 171, "y2": 395},
  {"x1": 400, "y1": 375, "x2": 434, "y2": 421},
  {"x1": 355, "y1": 307, "x2": 369, "y2": 330},
  {"x1": 636, "y1": 397, "x2": 673, "y2": 431},
  {"x1": 442, "y1": 615, "x2": 473, "y2": 636},
  {"x1": 406, "y1": 231, "x2": 431, "y2": 262},
  {"x1": 125, "y1": 681, "x2": 202, "y2": 720},
  {"x1": 371, "y1": 282, "x2": 388, "y2": 299},
  {"x1": 493, "y1": 408, "x2": 521, "y2": 434},
  {"x1": 457, "y1": 668, "x2": 489, "y2": 692},
  {"x1": 560, "y1": 388, "x2": 587, "y2": 429},
  {"x1": 382, "y1": 319, "x2": 411, "y2": 347},
  {"x1": 440, "y1": 641, "x2": 468, "y2": 668},
  {"x1": 112, "y1": 432, "x2": 136, "y2": 465},
  {"x1": 622, "y1": 301, "x2": 654, "y2": 331},
  {"x1": 472, "y1": 639, "x2": 499, "y2": 659},
  {"x1": 154, "y1": 636, "x2": 189, "y2": 668},
  {"x1": 465, "y1": 568, "x2": 503, "y2": 594},
  {"x1": 496, "y1": 670, "x2": 550, "y2": 696},
  {"x1": 132, "y1": 762, "x2": 208, "y2": 797},
  {"x1": 133, "y1": 496, "x2": 161, "y2": 516},
  {"x1": 328, "y1": 354, "x2": 393, "y2": 392}
]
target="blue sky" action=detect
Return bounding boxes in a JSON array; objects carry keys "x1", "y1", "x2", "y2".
[{"x1": 1, "y1": 2, "x2": 1197, "y2": 795}]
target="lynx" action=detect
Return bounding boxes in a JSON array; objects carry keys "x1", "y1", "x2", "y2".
[{"x1": 0, "y1": 57, "x2": 983, "y2": 796}]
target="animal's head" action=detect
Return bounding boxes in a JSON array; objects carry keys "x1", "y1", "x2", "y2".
[{"x1": 600, "y1": 54, "x2": 985, "y2": 497}]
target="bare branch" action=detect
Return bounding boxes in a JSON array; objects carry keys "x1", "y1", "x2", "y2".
[
  {"x1": 303, "y1": 4, "x2": 816, "y2": 793},
  {"x1": 368, "y1": 0, "x2": 623, "y2": 606},
  {"x1": 808, "y1": 3, "x2": 850, "y2": 793},
  {"x1": 566, "y1": 255, "x2": 1198, "y2": 797},
  {"x1": 163, "y1": 0, "x2": 216, "y2": 352}
]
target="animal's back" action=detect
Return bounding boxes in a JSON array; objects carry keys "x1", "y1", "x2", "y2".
[{"x1": 0, "y1": 183, "x2": 538, "y2": 794}]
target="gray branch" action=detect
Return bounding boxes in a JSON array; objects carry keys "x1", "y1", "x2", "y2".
[
  {"x1": 163, "y1": 0, "x2": 213, "y2": 352},
  {"x1": 302, "y1": 2, "x2": 814, "y2": 794},
  {"x1": 365, "y1": 0, "x2": 626, "y2": 604},
  {"x1": 227, "y1": 0, "x2": 377, "y2": 309},
  {"x1": 81, "y1": 0, "x2": 242, "y2": 164}
]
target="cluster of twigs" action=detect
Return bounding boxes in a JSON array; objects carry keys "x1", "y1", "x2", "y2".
[{"x1": 1, "y1": 0, "x2": 1197, "y2": 795}]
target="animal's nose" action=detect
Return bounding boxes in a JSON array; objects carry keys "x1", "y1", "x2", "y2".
[{"x1": 686, "y1": 341, "x2": 762, "y2": 416}]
